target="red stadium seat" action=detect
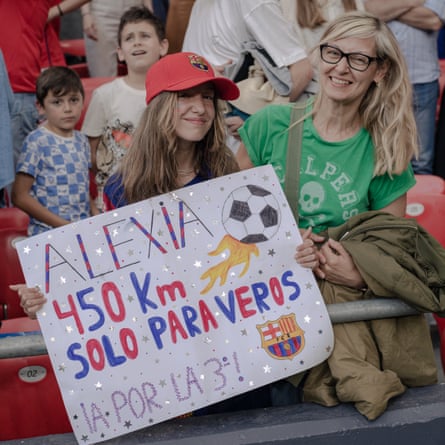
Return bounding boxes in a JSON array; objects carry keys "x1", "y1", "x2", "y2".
[
  {"x1": 405, "y1": 193, "x2": 445, "y2": 246},
  {"x1": 59, "y1": 39, "x2": 86, "y2": 58},
  {"x1": 0, "y1": 317, "x2": 71, "y2": 440},
  {"x1": 408, "y1": 174, "x2": 445, "y2": 196},
  {"x1": 405, "y1": 193, "x2": 445, "y2": 373},
  {"x1": 0, "y1": 208, "x2": 30, "y2": 320},
  {"x1": 70, "y1": 62, "x2": 90, "y2": 78}
]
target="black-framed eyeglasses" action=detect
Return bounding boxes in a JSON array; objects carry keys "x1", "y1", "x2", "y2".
[{"x1": 320, "y1": 44, "x2": 380, "y2": 72}]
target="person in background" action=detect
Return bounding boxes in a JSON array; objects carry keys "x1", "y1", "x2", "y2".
[
  {"x1": 0, "y1": 50, "x2": 15, "y2": 207},
  {"x1": 237, "y1": 11, "x2": 439, "y2": 420},
  {"x1": 365, "y1": 0, "x2": 445, "y2": 175},
  {"x1": 81, "y1": 5, "x2": 168, "y2": 211},
  {"x1": 0, "y1": 0, "x2": 52, "y2": 167},
  {"x1": 80, "y1": 0, "x2": 154, "y2": 77},
  {"x1": 0, "y1": 0, "x2": 91, "y2": 169},
  {"x1": 42, "y1": 0, "x2": 91, "y2": 70},
  {"x1": 182, "y1": 0, "x2": 313, "y2": 152},
  {"x1": 280, "y1": 0, "x2": 365, "y2": 95},
  {"x1": 11, "y1": 67, "x2": 98, "y2": 236}
]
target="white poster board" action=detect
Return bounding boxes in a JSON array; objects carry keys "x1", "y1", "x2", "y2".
[{"x1": 17, "y1": 165, "x2": 333, "y2": 444}]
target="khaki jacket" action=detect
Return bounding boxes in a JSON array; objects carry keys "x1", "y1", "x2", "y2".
[{"x1": 303, "y1": 211, "x2": 445, "y2": 420}]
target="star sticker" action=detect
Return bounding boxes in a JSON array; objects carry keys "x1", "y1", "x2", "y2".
[
  {"x1": 112, "y1": 229, "x2": 119, "y2": 237},
  {"x1": 241, "y1": 329, "x2": 248, "y2": 336},
  {"x1": 157, "y1": 230, "x2": 164, "y2": 236},
  {"x1": 263, "y1": 365, "x2": 272, "y2": 373},
  {"x1": 285, "y1": 231, "x2": 292, "y2": 239},
  {"x1": 305, "y1": 282, "x2": 313, "y2": 289},
  {"x1": 304, "y1": 315, "x2": 311, "y2": 323},
  {"x1": 58, "y1": 364, "x2": 66, "y2": 372},
  {"x1": 194, "y1": 260, "x2": 202, "y2": 268},
  {"x1": 127, "y1": 295, "x2": 134, "y2": 303},
  {"x1": 66, "y1": 325, "x2": 73, "y2": 333},
  {"x1": 66, "y1": 245, "x2": 72, "y2": 253},
  {"x1": 128, "y1": 249, "x2": 134, "y2": 256},
  {"x1": 124, "y1": 420, "x2": 132, "y2": 429},
  {"x1": 95, "y1": 381, "x2": 103, "y2": 390},
  {"x1": 23, "y1": 245, "x2": 31, "y2": 254},
  {"x1": 159, "y1": 379, "x2": 167, "y2": 387},
  {"x1": 81, "y1": 435, "x2": 89, "y2": 442},
  {"x1": 60, "y1": 276, "x2": 66, "y2": 284},
  {"x1": 262, "y1": 175, "x2": 269, "y2": 181},
  {"x1": 268, "y1": 249, "x2": 276, "y2": 256}
]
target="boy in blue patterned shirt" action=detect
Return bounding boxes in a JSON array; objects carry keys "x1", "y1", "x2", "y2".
[{"x1": 12, "y1": 66, "x2": 98, "y2": 236}]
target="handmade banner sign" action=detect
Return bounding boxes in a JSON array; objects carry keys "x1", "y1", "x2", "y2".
[{"x1": 17, "y1": 165, "x2": 334, "y2": 444}]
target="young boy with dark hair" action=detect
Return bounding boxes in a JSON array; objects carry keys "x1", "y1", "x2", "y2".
[
  {"x1": 82, "y1": 5, "x2": 168, "y2": 211},
  {"x1": 12, "y1": 66, "x2": 97, "y2": 236}
]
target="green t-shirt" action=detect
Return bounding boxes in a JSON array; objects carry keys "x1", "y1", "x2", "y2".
[{"x1": 239, "y1": 103, "x2": 415, "y2": 233}]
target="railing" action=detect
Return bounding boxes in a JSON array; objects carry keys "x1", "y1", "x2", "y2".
[{"x1": 0, "y1": 299, "x2": 420, "y2": 359}]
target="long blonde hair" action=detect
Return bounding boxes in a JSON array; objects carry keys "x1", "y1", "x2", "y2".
[
  {"x1": 315, "y1": 11, "x2": 418, "y2": 175},
  {"x1": 296, "y1": 0, "x2": 358, "y2": 29},
  {"x1": 118, "y1": 91, "x2": 239, "y2": 204}
]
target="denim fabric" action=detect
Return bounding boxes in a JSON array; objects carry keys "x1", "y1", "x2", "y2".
[
  {"x1": 11, "y1": 92, "x2": 39, "y2": 167},
  {"x1": 411, "y1": 80, "x2": 440, "y2": 175},
  {"x1": 0, "y1": 50, "x2": 14, "y2": 204}
]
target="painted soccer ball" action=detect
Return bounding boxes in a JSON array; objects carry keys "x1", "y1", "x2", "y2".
[{"x1": 222, "y1": 185, "x2": 281, "y2": 244}]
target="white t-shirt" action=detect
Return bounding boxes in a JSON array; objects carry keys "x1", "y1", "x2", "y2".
[
  {"x1": 182, "y1": 0, "x2": 306, "y2": 69},
  {"x1": 81, "y1": 77, "x2": 146, "y2": 137}
]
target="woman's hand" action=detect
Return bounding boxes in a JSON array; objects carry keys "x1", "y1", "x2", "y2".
[
  {"x1": 294, "y1": 227, "x2": 325, "y2": 270},
  {"x1": 315, "y1": 238, "x2": 366, "y2": 289},
  {"x1": 9, "y1": 284, "x2": 47, "y2": 320}
]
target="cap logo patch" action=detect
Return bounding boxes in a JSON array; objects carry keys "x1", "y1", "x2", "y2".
[{"x1": 188, "y1": 54, "x2": 209, "y2": 72}]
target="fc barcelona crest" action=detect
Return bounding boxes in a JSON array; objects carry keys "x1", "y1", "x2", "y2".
[
  {"x1": 257, "y1": 314, "x2": 305, "y2": 360},
  {"x1": 188, "y1": 54, "x2": 209, "y2": 71}
]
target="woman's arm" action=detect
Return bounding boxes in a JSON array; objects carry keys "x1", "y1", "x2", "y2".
[
  {"x1": 235, "y1": 143, "x2": 255, "y2": 170},
  {"x1": 379, "y1": 193, "x2": 407, "y2": 217},
  {"x1": 398, "y1": 6, "x2": 443, "y2": 32},
  {"x1": 364, "y1": 0, "x2": 424, "y2": 22},
  {"x1": 48, "y1": 0, "x2": 91, "y2": 22}
]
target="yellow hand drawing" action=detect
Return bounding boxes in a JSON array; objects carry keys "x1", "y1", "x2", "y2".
[{"x1": 200, "y1": 234, "x2": 259, "y2": 295}]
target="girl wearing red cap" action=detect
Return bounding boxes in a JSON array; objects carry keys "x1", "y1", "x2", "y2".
[{"x1": 103, "y1": 51, "x2": 240, "y2": 209}]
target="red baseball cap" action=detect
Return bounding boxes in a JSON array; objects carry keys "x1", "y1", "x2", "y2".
[{"x1": 145, "y1": 52, "x2": 240, "y2": 104}]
